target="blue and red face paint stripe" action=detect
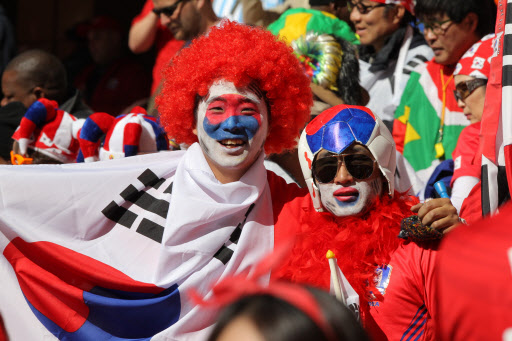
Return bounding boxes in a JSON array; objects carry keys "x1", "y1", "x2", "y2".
[
  {"x1": 4, "y1": 237, "x2": 181, "y2": 340},
  {"x1": 305, "y1": 105, "x2": 377, "y2": 155}
]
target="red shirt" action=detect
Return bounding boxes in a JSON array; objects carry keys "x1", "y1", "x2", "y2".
[
  {"x1": 366, "y1": 242, "x2": 438, "y2": 341},
  {"x1": 451, "y1": 122, "x2": 481, "y2": 186},
  {"x1": 434, "y1": 201, "x2": 512, "y2": 341}
]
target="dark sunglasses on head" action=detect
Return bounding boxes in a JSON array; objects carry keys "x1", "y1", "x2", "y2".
[
  {"x1": 453, "y1": 78, "x2": 487, "y2": 102},
  {"x1": 313, "y1": 153, "x2": 377, "y2": 184},
  {"x1": 152, "y1": 0, "x2": 187, "y2": 17}
]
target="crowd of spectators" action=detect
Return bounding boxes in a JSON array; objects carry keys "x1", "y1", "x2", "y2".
[{"x1": 1, "y1": 0, "x2": 510, "y2": 340}]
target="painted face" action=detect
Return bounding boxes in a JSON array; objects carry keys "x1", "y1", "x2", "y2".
[
  {"x1": 422, "y1": 13, "x2": 478, "y2": 66},
  {"x1": 315, "y1": 144, "x2": 384, "y2": 217},
  {"x1": 1, "y1": 70, "x2": 36, "y2": 108},
  {"x1": 454, "y1": 75, "x2": 486, "y2": 124},
  {"x1": 195, "y1": 81, "x2": 269, "y2": 182},
  {"x1": 349, "y1": 0, "x2": 401, "y2": 52},
  {"x1": 153, "y1": 0, "x2": 201, "y2": 41}
]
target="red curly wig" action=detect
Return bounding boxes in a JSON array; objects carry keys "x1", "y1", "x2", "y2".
[{"x1": 156, "y1": 21, "x2": 313, "y2": 155}]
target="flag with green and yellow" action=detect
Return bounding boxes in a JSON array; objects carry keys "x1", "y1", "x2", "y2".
[{"x1": 393, "y1": 61, "x2": 469, "y2": 176}]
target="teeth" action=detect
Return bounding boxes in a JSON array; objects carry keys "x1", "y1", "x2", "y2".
[{"x1": 221, "y1": 139, "x2": 244, "y2": 146}]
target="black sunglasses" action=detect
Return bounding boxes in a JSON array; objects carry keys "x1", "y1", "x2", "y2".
[
  {"x1": 453, "y1": 78, "x2": 487, "y2": 102},
  {"x1": 313, "y1": 153, "x2": 377, "y2": 184},
  {"x1": 152, "y1": 0, "x2": 187, "y2": 17},
  {"x1": 347, "y1": 0, "x2": 387, "y2": 14}
]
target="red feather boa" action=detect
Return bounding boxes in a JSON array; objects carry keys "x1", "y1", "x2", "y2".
[{"x1": 274, "y1": 193, "x2": 418, "y2": 319}]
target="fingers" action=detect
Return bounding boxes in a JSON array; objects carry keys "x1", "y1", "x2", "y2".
[
  {"x1": 417, "y1": 198, "x2": 459, "y2": 233},
  {"x1": 411, "y1": 203, "x2": 423, "y2": 213}
]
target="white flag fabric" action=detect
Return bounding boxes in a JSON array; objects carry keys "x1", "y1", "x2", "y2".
[
  {"x1": 0, "y1": 143, "x2": 274, "y2": 340},
  {"x1": 329, "y1": 258, "x2": 360, "y2": 321}
]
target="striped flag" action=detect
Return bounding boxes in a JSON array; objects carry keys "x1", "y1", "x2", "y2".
[{"x1": 480, "y1": 0, "x2": 512, "y2": 215}]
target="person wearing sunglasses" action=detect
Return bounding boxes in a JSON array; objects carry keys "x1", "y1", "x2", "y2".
[
  {"x1": 448, "y1": 34, "x2": 496, "y2": 218},
  {"x1": 271, "y1": 104, "x2": 459, "y2": 340},
  {"x1": 351, "y1": 0, "x2": 433, "y2": 131},
  {"x1": 392, "y1": 0, "x2": 496, "y2": 180}
]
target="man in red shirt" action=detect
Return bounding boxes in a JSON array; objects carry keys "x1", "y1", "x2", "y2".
[{"x1": 273, "y1": 104, "x2": 460, "y2": 340}]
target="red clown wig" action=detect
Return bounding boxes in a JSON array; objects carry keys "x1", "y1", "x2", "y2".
[{"x1": 156, "y1": 21, "x2": 313, "y2": 155}]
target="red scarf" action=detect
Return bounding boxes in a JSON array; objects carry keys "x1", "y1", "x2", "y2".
[{"x1": 274, "y1": 193, "x2": 418, "y2": 319}]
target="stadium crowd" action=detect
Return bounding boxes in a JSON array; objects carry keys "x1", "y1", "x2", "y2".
[{"x1": 0, "y1": 0, "x2": 511, "y2": 340}]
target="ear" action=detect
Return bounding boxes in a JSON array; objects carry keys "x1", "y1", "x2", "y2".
[
  {"x1": 32, "y1": 86, "x2": 46, "y2": 99},
  {"x1": 392, "y1": 5, "x2": 406, "y2": 25},
  {"x1": 464, "y1": 12, "x2": 478, "y2": 34}
]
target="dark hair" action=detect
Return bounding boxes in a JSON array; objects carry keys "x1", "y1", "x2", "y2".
[
  {"x1": 5, "y1": 49, "x2": 68, "y2": 104},
  {"x1": 415, "y1": 0, "x2": 496, "y2": 37},
  {"x1": 208, "y1": 287, "x2": 369, "y2": 341}
]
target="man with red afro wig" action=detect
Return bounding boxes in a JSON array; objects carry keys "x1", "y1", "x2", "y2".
[
  {"x1": 156, "y1": 20, "x2": 312, "y2": 158},
  {"x1": 0, "y1": 20, "x2": 315, "y2": 340}
]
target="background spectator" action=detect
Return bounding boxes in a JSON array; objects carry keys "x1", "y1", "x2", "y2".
[
  {"x1": 74, "y1": 16, "x2": 151, "y2": 116},
  {"x1": 128, "y1": 0, "x2": 184, "y2": 95},
  {"x1": 1, "y1": 49, "x2": 92, "y2": 118}
]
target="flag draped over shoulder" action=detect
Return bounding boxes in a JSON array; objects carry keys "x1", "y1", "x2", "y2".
[
  {"x1": 267, "y1": 8, "x2": 358, "y2": 44},
  {"x1": 0, "y1": 144, "x2": 274, "y2": 340},
  {"x1": 393, "y1": 61, "x2": 468, "y2": 179}
]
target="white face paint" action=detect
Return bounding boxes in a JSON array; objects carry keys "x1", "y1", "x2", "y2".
[
  {"x1": 315, "y1": 145, "x2": 384, "y2": 217},
  {"x1": 195, "y1": 80, "x2": 269, "y2": 181}
]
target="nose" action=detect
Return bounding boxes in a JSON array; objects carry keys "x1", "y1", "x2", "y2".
[
  {"x1": 159, "y1": 13, "x2": 172, "y2": 25},
  {"x1": 222, "y1": 115, "x2": 244, "y2": 134},
  {"x1": 333, "y1": 161, "x2": 354, "y2": 185},
  {"x1": 423, "y1": 29, "x2": 437, "y2": 44},
  {"x1": 456, "y1": 98, "x2": 465, "y2": 109},
  {"x1": 349, "y1": 6, "x2": 361, "y2": 23}
]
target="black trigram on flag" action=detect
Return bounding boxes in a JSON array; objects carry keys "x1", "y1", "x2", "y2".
[
  {"x1": 101, "y1": 168, "x2": 256, "y2": 266},
  {"x1": 102, "y1": 169, "x2": 173, "y2": 243},
  {"x1": 213, "y1": 203, "x2": 255, "y2": 265}
]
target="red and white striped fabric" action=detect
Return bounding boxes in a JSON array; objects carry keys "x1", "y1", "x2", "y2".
[{"x1": 480, "y1": 0, "x2": 512, "y2": 215}]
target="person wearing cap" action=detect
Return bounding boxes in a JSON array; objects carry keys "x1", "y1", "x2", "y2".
[
  {"x1": 393, "y1": 0, "x2": 496, "y2": 182},
  {"x1": 449, "y1": 34, "x2": 496, "y2": 223},
  {"x1": 272, "y1": 104, "x2": 459, "y2": 340},
  {"x1": 351, "y1": 0, "x2": 433, "y2": 131},
  {"x1": 0, "y1": 21, "x2": 314, "y2": 339}
]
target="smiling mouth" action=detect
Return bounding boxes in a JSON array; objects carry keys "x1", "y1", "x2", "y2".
[{"x1": 219, "y1": 139, "x2": 246, "y2": 148}]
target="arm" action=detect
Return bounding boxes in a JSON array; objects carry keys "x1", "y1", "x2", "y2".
[
  {"x1": 450, "y1": 176, "x2": 479, "y2": 213},
  {"x1": 128, "y1": 3, "x2": 160, "y2": 53}
]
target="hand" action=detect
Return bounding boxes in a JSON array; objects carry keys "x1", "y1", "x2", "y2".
[{"x1": 411, "y1": 198, "x2": 460, "y2": 234}]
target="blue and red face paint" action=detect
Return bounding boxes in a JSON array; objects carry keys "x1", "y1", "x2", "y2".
[
  {"x1": 4, "y1": 237, "x2": 181, "y2": 340},
  {"x1": 202, "y1": 94, "x2": 262, "y2": 142}
]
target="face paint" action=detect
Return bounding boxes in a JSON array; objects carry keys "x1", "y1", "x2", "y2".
[
  {"x1": 196, "y1": 81, "x2": 269, "y2": 179},
  {"x1": 315, "y1": 144, "x2": 383, "y2": 217}
]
